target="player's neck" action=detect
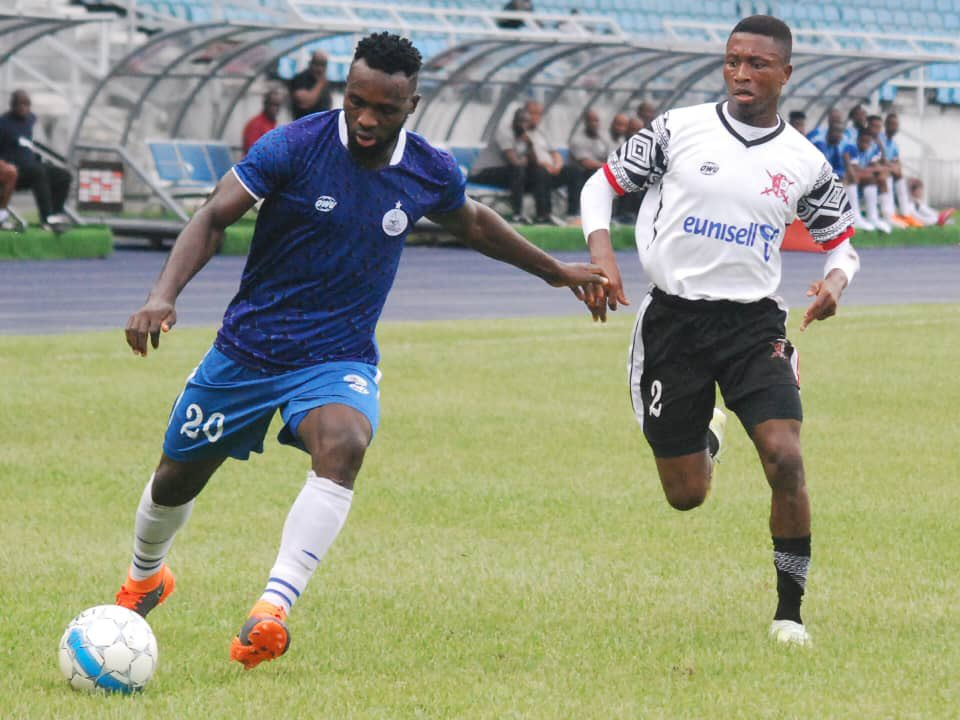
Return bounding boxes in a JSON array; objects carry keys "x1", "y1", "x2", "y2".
[
  {"x1": 351, "y1": 138, "x2": 397, "y2": 170},
  {"x1": 725, "y1": 99, "x2": 780, "y2": 128}
]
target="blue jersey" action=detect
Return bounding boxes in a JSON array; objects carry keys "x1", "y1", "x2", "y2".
[
  {"x1": 878, "y1": 132, "x2": 900, "y2": 161},
  {"x1": 218, "y1": 110, "x2": 466, "y2": 372},
  {"x1": 853, "y1": 142, "x2": 881, "y2": 167},
  {"x1": 811, "y1": 138, "x2": 855, "y2": 176}
]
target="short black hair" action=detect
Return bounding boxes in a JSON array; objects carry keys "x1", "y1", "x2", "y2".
[
  {"x1": 730, "y1": 15, "x2": 792, "y2": 63},
  {"x1": 867, "y1": 114, "x2": 883, "y2": 124},
  {"x1": 353, "y1": 32, "x2": 422, "y2": 77},
  {"x1": 789, "y1": 110, "x2": 806, "y2": 121}
]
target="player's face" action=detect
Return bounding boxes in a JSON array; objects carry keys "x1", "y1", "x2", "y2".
[
  {"x1": 885, "y1": 114, "x2": 898, "y2": 137},
  {"x1": 723, "y1": 33, "x2": 791, "y2": 123},
  {"x1": 343, "y1": 59, "x2": 419, "y2": 162}
]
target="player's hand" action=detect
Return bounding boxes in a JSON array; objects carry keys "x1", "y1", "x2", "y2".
[
  {"x1": 125, "y1": 298, "x2": 177, "y2": 356},
  {"x1": 800, "y1": 276, "x2": 843, "y2": 331},
  {"x1": 546, "y1": 262, "x2": 608, "y2": 302},
  {"x1": 582, "y1": 249, "x2": 629, "y2": 323}
]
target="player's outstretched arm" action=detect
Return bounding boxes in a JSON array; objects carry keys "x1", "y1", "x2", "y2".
[
  {"x1": 126, "y1": 173, "x2": 256, "y2": 356},
  {"x1": 428, "y1": 198, "x2": 607, "y2": 299},
  {"x1": 801, "y1": 236, "x2": 860, "y2": 331}
]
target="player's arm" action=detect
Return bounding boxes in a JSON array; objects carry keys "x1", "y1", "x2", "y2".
[
  {"x1": 427, "y1": 197, "x2": 607, "y2": 297},
  {"x1": 796, "y1": 164, "x2": 861, "y2": 331},
  {"x1": 581, "y1": 168, "x2": 629, "y2": 322},
  {"x1": 125, "y1": 172, "x2": 256, "y2": 356}
]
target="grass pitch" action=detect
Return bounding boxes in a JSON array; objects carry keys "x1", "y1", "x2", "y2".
[{"x1": 1, "y1": 304, "x2": 958, "y2": 719}]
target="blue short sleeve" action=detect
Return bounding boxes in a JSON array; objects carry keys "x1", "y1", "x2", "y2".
[
  {"x1": 429, "y1": 150, "x2": 468, "y2": 216},
  {"x1": 233, "y1": 126, "x2": 294, "y2": 199}
]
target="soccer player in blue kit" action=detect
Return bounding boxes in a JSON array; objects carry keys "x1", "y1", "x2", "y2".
[{"x1": 115, "y1": 32, "x2": 607, "y2": 669}]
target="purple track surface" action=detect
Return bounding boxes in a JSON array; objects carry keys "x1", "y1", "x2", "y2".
[{"x1": 0, "y1": 245, "x2": 958, "y2": 335}]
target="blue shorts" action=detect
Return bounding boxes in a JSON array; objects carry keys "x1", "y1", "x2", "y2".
[{"x1": 162, "y1": 346, "x2": 381, "y2": 462}]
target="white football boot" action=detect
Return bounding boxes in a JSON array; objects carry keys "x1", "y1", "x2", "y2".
[
  {"x1": 708, "y1": 407, "x2": 727, "y2": 462},
  {"x1": 769, "y1": 619, "x2": 812, "y2": 647}
]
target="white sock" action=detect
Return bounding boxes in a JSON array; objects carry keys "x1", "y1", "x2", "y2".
[
  {"x1": 894, "y1": 178, "x2": 912, "y2": 215},
  {"x1": 130, "y1": 474, "x2": 195, "y2": 581},
  {"x1": 879, "y1": 188, "x2": 896, "y2": 219},
  {"x1": 259, "y1": 471, "x2": 353, "y2": 614},
  {"x1": 845, "y1": 184, "x2": 862, "y2": 218},
  {"x1": 0, "y1": 209, "x2": 8, "y2": 222},
  {"x1": 863, "y1": 184, "x2": 881, "y2": 224}
]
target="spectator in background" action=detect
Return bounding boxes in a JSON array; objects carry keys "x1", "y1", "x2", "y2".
[
  {"x1": 905, "y1": 177, "x2": 955, "y2": 227},
  {"x1": 609, "y1": 113, "x2": 629, "y2": 144},
  {"x1": 806, "y1": 107, "x2": 843, "y2": 145},
  {"x1": 0, "y1": 89, "x2": 71, "y2": 228},
  {"x1": 470, "y1": 107, "x2": 537, "y2": 223},
  {"x1": 470, "y1": 101, "x2": 578, "y2": 224},
  {"x1": 811, "y1": 122, "x2": 855, "y2": 180},
  {"x1": 877, "y1": 112, "x2": 917, "y2": 221},
  {"x1": 243, "y1": 89, "x2": 284, "y2": 156},
  {"x1": 626, "y1": 116, "x2": 644, "y2": 135},
  {"x1": 497, "y1": 0, "x2": 533, "y2": 29},
  {"x1": 0, "y1": 159, "x2": 17, "y2": 229},
  {"x1": 568, "y1": 109, "x2": 611, "y2": 214},
  {"x1": 845, "y1": 130, "x2": 891, "y2": 233},
  {"x1": 847, "y1": 103, "x2": 868, "y2": 143},
  {"x1": 635, "y1": 100, "x2": 657, "y2": 128},
  {"x1": 788, "y1": 110, "x2": 806, "y2": 134},
  {"x1": 289, "y1": 51, "x2": 332, "y2": 120}
]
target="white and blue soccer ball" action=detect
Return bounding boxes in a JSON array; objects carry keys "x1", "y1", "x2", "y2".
[{"x1": 58, "y1": 605, "x2": 158, "y2": 693}]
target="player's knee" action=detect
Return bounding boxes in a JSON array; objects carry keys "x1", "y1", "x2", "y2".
[
  {"x1": 152, "y1": 455, "x2": 219, "y2": 506},
  {"x1": 664, "y1": 488, "x2": 707, "y2": 511},
  {"x1": 304, "y1": 420, "x2": 369, "y2": 483},
  {"x1": 759, "y1": 441, "x2": 804, "y2": 492}
]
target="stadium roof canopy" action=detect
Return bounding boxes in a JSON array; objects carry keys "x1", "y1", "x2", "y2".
[{"x1": 3, "y1": 7, "x2": 960, "y2": 156}]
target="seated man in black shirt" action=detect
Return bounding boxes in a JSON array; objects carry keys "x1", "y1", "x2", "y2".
[
  {"x1": 0, "y1": 90, "x2": 71, "y2": 227},
  {"x1": 289, "y1": 51, "x2": 333, "y2": 120}
]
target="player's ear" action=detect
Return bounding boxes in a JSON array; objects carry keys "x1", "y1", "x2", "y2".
[
  {"x1": 408, "y1": 93, "x2": 421, "y2": 114},
  {"x1": 781, "y1": 62, "x2": 793, "y2": 85}
]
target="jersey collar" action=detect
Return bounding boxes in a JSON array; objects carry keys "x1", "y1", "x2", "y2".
[
  {"x1": 715, "y1": 102, "x2": 785, "y2": 148},
  {"x1": 337, "y1": 109, "x2": 407, "y2": 166}
]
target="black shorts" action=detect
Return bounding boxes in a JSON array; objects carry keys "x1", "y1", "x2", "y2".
[{"x1": 628, "y1": 287, "x2": 802, "y2": 457}]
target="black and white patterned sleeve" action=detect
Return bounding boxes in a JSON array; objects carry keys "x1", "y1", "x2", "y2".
[
  {"x1": 602, "y1": 113, "x2": 670, "y2": 196},
  {"x1": 796, "y1": 162, "x2": 856, "y2": 249}
]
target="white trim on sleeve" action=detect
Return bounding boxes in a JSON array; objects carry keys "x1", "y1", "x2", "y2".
[{"x1": 231, "y1": 166, "x2": 261, "y2": 202}]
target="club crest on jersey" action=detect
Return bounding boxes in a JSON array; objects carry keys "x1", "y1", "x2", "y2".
[
  {"x1": 314, "y1": 195, "x2": 337, "y2": 212},
  {"x1": 382, "y1": 201, "x2": 408, "y2": 237},
  {"x1": 770, "y1": 339, "x2": 789, "y2": 360},
  {"x1": 761, "y1": 170, "x2": 794, "y2": 205},
  {"x1": 699, "y1": 161, "x2": 719, "y2": 175}
]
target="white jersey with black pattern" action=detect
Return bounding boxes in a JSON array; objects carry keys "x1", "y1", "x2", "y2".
[{"x1": 604, "y1": 101, "x2": 855, "y2": 303}]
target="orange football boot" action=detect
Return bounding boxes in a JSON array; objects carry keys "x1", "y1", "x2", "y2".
[
  {"x1": 229, "y1": 600, "x2": 290, "y2": 669},
  {"x1": 115, "y1": 564, "x2": 176, "y2": 617}
]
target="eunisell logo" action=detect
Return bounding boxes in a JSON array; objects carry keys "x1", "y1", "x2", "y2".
[
  {"x1": 314, "y1": 195, "x2": 337, "y2": 212},
  {"x1": 682, "y1": 215, "x2": 780, "y2": 262}
]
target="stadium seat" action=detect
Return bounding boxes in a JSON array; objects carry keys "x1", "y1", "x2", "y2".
[{"x1": 148, "y1": 140, "x2": 236, "y2": 195}]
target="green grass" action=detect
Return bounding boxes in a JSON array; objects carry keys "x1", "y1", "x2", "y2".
[
  {"x1": 1, "y1": 304, "x2": 959, "y2": 718},
  {"x1": 0, "y1": 225, "x2": 113, "y2": 260},
  {"x1": 219, "y1": 220, "x2": 959, "y2": 255}
]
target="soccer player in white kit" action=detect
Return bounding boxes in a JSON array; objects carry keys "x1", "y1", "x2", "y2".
[{"x1": 579, "y1": 15, "x2": 861, "y2": 646}]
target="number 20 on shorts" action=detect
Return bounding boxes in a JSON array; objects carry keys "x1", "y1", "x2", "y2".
[{"x1": 179, "y1": 403, "x2": 226, "y2": 443}]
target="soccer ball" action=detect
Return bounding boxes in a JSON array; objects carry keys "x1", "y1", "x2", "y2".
[{"x1": 57, "y1": 605, "x2": 158, "y2": 693}]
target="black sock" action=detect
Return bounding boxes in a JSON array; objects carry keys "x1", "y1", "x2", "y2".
[
  {"x1": 772, "y1": 535, "x2": 810, "y2": 624},
  {"x1": 706, "y1": 430, "x2": 720, "y2": 459}
]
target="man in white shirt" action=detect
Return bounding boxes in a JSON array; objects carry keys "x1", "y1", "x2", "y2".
[{"x1": 579, "y1": 15, "x2": 860, "y2": 647}]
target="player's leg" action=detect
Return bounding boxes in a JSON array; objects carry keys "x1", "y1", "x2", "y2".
[
  {"x1": 735, "y1": 397, "x2": 812, "y2": 647},
  {"x1": 230, "y1": 363, "x2": 379, "y2": 669},
  {"x1": 718, "y1": 306, "x2": 811, "y2": 646},
  {"x1": 116, "y1": 454, "x2": 226, "y2": 616},
  {"x1": 116, "y1": 346, "x2": 277, "y2": 617},
  {"x1": 629, "y1": 290, "x2": 720, "y2": 511}
]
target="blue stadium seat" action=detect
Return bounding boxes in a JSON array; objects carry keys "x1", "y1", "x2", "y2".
[{"x1": 148, "y1": 140, "x2": 236, "y2": 193}]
